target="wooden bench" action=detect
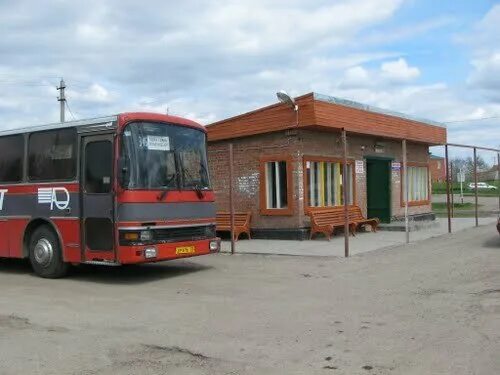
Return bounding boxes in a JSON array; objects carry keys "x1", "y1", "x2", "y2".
[
  {"x1": 216, "y1": 211, "x2": 252, "y2": 241},
  {"x1": 349, "y1": 206, "x2": 380, "y2": 234},
  {"x1": 308, "y1": 206, "x2": 380, "y2": 240},
  {"x1": 308, "y1": 208, "x2": 356, "y2": 240}
]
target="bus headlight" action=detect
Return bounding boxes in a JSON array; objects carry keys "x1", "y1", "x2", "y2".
[
  {"x1": 144, "y1": 247, "x2": 157, "y2": 259},
  {"x1": 140, "y1": 230, "x2": 153, "y2": 241},
  {"x1": 209, "y1": 240, "x2": 219, "y2": 252}
]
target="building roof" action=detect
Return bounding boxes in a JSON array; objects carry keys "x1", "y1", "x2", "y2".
[
  {"x1": 207, "y1": 92, "x2": 447, "y2": 145},
  {"x1": 430, "y1": 154, "x2": 445, "y2": 160}
]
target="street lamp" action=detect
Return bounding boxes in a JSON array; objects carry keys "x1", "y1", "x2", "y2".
[{"x1": 276, "y1": 90, "x2": 299, "y2": 126}]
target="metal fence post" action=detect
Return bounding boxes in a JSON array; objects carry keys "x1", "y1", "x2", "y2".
[
  {"x1": 445, "y1": 144, "x2": 452, "y2": 233},
  {"x1": 498, "y1": 153, "x2": 500, "y2": 215},
  {"x1": 473, "y1": 147, "x2": 478, "y2": 227},
  {"x1": 229, "y1": 143, "x2": 235, "y2": 254},
  {"x1": 450, "y1": 161, "x2": 454, "y2": 218},
  {"x1": 402, "y1": 140, "x2": 409, "y2": 243},
  {"x1": 341, "y1": 129, "x2": 349, "y2": 258}
]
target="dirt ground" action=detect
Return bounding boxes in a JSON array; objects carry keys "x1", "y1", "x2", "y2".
[{"x1": 0, "y1": 225, "x2": 499, "y2": 375}]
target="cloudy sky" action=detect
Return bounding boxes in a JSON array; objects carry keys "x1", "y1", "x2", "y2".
[{"x1": 0, "y1": 0, "x2": 499, "y2": 159}]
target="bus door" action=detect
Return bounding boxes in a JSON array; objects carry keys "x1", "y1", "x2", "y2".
[{"x1": 80, "y1": 134, "x2": 115, "y2": 263}]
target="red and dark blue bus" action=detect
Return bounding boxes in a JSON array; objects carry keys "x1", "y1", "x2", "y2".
[{"x1": 0, "y1": 112, "x2": 219, "y2": 278}]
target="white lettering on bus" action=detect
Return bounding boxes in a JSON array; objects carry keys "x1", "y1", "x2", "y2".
[
  {"x1": 0, "y1": 189, "x2": 7, "y2": 210},
  {"x1": 38, "y1": 187, "x2": 70, "y2": 210}
]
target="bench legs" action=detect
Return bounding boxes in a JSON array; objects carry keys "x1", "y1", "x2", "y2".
[{"x1": 233, "y1": 230, "x2": 251, "y2": 241}]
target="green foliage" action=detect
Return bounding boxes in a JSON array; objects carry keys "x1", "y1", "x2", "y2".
[
  {"x1": 432, "y1": 180, "x2": 499, "y2": 196},
  {"x1": 432, "y1": 202, "x2": 476, "y2": 210}
]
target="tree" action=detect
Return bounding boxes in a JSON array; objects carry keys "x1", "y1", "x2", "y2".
[{"x1": 450, "y1": 156, "x2": 489, "y2": 182}]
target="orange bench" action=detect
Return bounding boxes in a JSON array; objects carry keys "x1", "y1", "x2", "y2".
[
  {"x1": 216, "y1": 211, "x2": 252, "y2": 241},
  {"x1": 308, "y1": 208, "x2": 356, "y2": 240},
  {"x1": 349, "y1": 206, "x2": 380, "y2": 234},
  {"x1": 308, "y1": 206, "x2": 380, "y2": 240}
]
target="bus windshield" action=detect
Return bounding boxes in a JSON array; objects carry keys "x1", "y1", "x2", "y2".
[{"x1": 121, "y1": 121, "x2": 210, "y2": 190}]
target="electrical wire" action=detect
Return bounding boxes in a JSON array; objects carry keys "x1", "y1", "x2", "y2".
[
  {"x1": 444, "y1": 116, "x2": 500, "y2": 123},
  {"x1": 65, "y1": 99, "x2": 77, "y2": 121}
]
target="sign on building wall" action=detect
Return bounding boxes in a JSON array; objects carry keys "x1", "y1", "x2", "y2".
[
  {"x1": 391, "y1": 162, "x2": 401, "y2": 171},
  {"x1": 355, "y1": 160, "x2": 364, "y2": 174}
]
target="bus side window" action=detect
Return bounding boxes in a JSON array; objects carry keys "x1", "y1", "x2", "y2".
[
  {"x1": 28, "y1": 128, "x2": 77, "y2": 181},
  {"x1": 85, "y1": 141, "x2": 112, "y2": 193},
  {"x1": 0, "y1": 135, "x2": 24, "y2": 183}
]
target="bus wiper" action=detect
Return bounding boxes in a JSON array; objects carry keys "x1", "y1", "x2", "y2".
[
  {"x1": 180, "y1": 166, "x2": 204, "y2": 199},
  {"x1": 193, "y1": 184, "x2": 204, "y2": 199},
  {"x1": 156, "y1": 173, "x2": 178, "y2": 201}
]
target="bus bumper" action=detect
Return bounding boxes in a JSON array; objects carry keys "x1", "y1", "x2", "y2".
[{"x1": 118, "y1": 237, "x2": 220, "y2": 264}]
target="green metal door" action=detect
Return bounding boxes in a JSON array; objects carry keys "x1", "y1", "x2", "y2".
[{"x1": 366, "y1": 158, "x2": 391, "y2": 223}]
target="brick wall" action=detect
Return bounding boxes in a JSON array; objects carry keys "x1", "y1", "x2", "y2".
[
  {"x1": 208, "y1": 130, "x2": 303, "y2": 230},
  {"x1": 430, "y1": 158, "x2": 446, "y2": 182},
  {"x1": 300, "y1": 130, "x2": 431, "y2": 221},
  {"x1": 208, "y1": 129, "x2": 432, "y2": 231}
]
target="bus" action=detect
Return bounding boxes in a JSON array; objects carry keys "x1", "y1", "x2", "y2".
[{"x1": 0, "y1": 112, "x2": 219, "y2": 278}]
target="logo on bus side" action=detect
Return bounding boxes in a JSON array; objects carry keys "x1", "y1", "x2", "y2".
[
  {"x1": 38, "y1": 187, "x2": 70, "y2": 210},
  {"x1": 0, "y1": 189, "x2": 7, "y2": 211}
]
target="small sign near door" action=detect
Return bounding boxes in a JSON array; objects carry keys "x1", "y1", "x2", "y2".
[
  {"x1": 355, "y1": 160, "x2": 364, "y2": 174},
  {"x1": 391, "y1": 162, "x2": 401, "y2": 171}
]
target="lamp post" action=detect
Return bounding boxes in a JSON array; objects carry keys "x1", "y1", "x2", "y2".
[{"x1": 276, "y1": 90, "x2": 299, "y2": 127}]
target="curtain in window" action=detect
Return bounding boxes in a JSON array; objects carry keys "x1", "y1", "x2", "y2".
[
  {"x1": 407, "y1": 166, "x2": 429, "y2": 202},
  {"x1": 308, "y1": 161, "x2": 352, "y2": 207},
  {"x1": 265, "y1": 161, "x2": 288, "y2": 209}
]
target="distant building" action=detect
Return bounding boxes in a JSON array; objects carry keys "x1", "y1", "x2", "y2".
[
  {"x1": 429, "y1": 155, "x2": 446, "y2": 183},
  {"x1": 206, "y1": 93, "x2": 446, "y2": 239},
  {"x1": 477, "y1": 165, "x2": 499, "y2": 181}
]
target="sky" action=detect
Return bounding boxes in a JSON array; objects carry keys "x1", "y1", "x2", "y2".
[{"x1": 0, "y1": 0, "x2": 499, "y2": 161}]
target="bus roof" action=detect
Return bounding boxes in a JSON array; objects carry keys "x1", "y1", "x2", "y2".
[{"x1": 0, "y1": 112, "x2": 205, "y2": 137}]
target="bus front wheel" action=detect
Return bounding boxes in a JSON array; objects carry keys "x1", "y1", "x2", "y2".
[{"x1": 29, "y1": 226, "x2": 69, "y2": 278}]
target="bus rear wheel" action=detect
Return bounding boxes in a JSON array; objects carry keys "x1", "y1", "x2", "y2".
[{"x1": 28, "y1": 226, "x2": 69, "y2": 278}]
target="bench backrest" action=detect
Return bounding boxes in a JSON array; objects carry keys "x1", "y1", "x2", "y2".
[
  {"x1": 349, "y1": 206, "x2": 365, "y2": 221},
  {"x1": 308, "y1": 205, "x2": 368, "y2": 224},
  {"x1": 308, "y1": 207, "x2": 346, "y2": 226},
  {"x1": 216, "y1": 212, "x2": 251, "y2": 226}
]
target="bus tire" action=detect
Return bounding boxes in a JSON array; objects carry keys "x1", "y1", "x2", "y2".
[{"x1": 28, "y1": 225, "x2": 69, "y2": 278}]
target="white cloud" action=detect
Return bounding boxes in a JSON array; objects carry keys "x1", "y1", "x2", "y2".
[
  {"x1": 468, "y1": 53, "x2": 500, "y2": 93},
  {"x1": 339, "y1": 58, "x2": 421, "y2": 89},
  {"x1": 462, "y1": 5, "x2": 500, "y2": 101},
  {"x1": 380, "y1": 58, "x2": 420, "y2": 82},
  {"x1": 67, "y1": 83, "x2": 116, "y2": 104},
  {"x1": 0, "y1": 0, "x2": 498, "y2": 151},
  {"x1": 341, "y1": 66, "x2": 370, "y2": 88}
]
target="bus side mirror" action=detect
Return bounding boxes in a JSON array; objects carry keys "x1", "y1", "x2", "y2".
[{"x1": 118, "y1": 157, "x2": 130, "y2": 187}]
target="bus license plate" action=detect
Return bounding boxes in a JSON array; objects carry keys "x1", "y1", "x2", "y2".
[{"x1": 176, "y1": 246, "x2": 196, "y2": 255}]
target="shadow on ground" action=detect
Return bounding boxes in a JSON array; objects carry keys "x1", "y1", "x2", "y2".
[
  {"x1": 482, "y1": 235, "x2": 500, "y2": 248},
  {"x1": 0, "y1": 258, "x2": 213, "y2": 285}
]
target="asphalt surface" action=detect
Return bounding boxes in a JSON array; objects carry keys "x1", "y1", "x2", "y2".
[{"x1": 0, "y1": 225, "x2": 499, "y2": 374}]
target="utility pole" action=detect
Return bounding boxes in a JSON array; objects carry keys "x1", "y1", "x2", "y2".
[{"x1": 57, "y1": 78, "x2": 66, "y2": 123}]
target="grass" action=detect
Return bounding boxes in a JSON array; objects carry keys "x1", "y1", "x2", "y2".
[
  {"x1": 432, "y1": 180, "x2": 500, "y2": 196},
  {"x1": 432, "y1": 202, "x2": 477, "y2": 210}
]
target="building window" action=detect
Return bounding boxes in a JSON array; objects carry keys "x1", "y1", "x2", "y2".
[
  {"x1": 305, "y1": 158, "x2": 353, "y2": 209},
  {"x1": 0, "y1": 135, "x2": 24, "y2": 183},
  {"x1": 404, "y1": 165, "x2": 429, "y2": 204},
  {"x1": 28, "y1": 128, "x2": 77, "y2": 181},
  {"x1": 260, "y1": 156, "x2": 293, "y2": 215},
  {"x1": 266, "y1": 161, "x2": 288, "y2": 209}
]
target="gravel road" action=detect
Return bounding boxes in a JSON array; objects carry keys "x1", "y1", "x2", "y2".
[{"x1": 1, "y1": 225, "x2": 499, "y2": 374}]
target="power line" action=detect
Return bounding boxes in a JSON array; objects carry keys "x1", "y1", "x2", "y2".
[
  {"x1": 444, "y1": 116, "x2": 500, "y2": 124},
  {"x1": 65, "y1": 99, "x2": 77, "y2": 121}
]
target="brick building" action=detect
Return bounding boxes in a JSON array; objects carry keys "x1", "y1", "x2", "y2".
[
  {"x1": 207, "y1": 93, "x2": 447, "y2": 239},
  {"x1": 429, "y1": 155, "x2": 446, "y2": 183}
]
